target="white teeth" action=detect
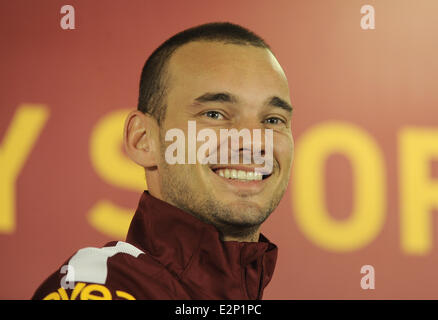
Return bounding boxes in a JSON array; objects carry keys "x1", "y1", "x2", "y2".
[
  {"x1": 237, "y1": 170, "x2": 246, "y2": 180},
  {"x1": 214, "y1": 169, "x2": 265, "y2": 181}
]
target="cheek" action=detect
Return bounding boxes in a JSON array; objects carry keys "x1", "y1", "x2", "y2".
[{"x1": 273, "y1": 133, "x2": 294, "y2": 166}]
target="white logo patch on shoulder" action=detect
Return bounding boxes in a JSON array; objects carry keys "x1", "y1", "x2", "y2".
[{"x1": 65, "y1": 241, "x2": 144, "y2": 285}]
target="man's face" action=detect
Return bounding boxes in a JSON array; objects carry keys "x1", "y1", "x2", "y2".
[{"x1": 156, "y1": 41, "x2": 294, "y2": 236}]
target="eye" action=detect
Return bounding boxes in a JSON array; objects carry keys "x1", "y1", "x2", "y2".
[
  {"x1": 203, "y1": 110, "x2": 225, "y2": 120},
  {"x1": 264, "y1": 117, "x2": 285, "y2": 125}
]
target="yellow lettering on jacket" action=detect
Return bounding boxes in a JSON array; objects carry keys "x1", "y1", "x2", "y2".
[{"x1": 42, "y1": 283, "x2": 136, "y2": 300}]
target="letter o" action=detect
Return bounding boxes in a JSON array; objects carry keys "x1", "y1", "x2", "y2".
[
  {"x1": 292, "y1": 122, "x2": 386, "y2": 251},
  {"x1": 80, "y1": 284, "x2": 112, "y2": 300}
]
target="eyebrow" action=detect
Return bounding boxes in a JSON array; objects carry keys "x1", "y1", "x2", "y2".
[
  {"x1": 268, "y1": 96, "x2": 293, "y2": 113},
  {"x1": 193, "y1": 92, "x2": 293, "y2": 113},
  {"x1": 194, "y1": 92, "x2": 238, "y2": 104}
]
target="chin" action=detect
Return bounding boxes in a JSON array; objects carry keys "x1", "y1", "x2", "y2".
[{"x1": 215, "y1": 200, "x2": 271, "y2": 227}]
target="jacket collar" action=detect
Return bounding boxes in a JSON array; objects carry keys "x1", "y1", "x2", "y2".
[{"x1": 126, "y1": 191, "x2": 278, "y2": 299}]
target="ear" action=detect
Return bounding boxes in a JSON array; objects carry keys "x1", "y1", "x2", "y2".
[{"x1": 123, "y1": 110, "x2": 159, "y2": 168}]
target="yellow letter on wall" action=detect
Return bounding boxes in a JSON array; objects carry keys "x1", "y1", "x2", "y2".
[
  {"x1": 89, "y1": 109, "x2": 146, "y2": 239},
  {"x1": 0, "y1": 104, "x2": 49, "y2": 233},
  {"x1": 292, "y1": 122, "x2": 386, "y2": 252},
  {"x1": 399, "y1": 127, "x2": 438, "y2": 255}
]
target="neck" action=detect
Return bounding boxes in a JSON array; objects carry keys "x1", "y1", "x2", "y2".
[
  {"x1": 147, "y1": 183, "x2": 262, "y2": 243},
  {"x1": 218, "y1": 225, "x2": 261, "y2": 242},
  {"x1": 221, "y1": 233, "x2": 260, "y2": 242}
]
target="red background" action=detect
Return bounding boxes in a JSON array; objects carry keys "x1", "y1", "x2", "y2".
[{"x1": 1, "y1": 0, "x2": 438, "y2": 299}]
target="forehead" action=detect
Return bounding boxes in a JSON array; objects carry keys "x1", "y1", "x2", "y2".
[{"x1": 165, "y1": 40, "x2": 290, "y2": 100}]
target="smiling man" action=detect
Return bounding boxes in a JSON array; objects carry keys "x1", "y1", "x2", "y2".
[{"x1": 33, "y1": 22, "x2": 294, "y2": 300}]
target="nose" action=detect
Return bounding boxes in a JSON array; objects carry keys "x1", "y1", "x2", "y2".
[
  {"x1": 235, "y1": 117, "x2": 274, "y2": 174},
  {"x1": 237, "y1": 117, "x2": 268, "y2": 152},
  {"x1": 218, "y1": 117, "x2": 269, "y2": 166}
]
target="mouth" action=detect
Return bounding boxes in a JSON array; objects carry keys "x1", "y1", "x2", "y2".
[{"x1": 210, "y1": 166, "x2": 273, "y2": 182}]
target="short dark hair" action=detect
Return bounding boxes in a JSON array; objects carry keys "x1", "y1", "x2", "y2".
[{"x1": 137, "y1": 22, "x2": 271, "y2": 124}]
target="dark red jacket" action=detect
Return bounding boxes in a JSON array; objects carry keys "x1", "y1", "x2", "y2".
[{"x1": 32, "y1": 192, "x2": 278, "y2": 300}]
